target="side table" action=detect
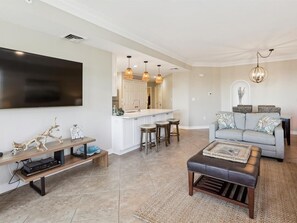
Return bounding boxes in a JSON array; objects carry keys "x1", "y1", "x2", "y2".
[{"x1": 281, "y1": 115, "x2": 291, "y2": 145}]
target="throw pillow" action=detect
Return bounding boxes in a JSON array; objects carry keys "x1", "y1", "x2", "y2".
[
  {"x1": 216, "y1": 112, "x2": 236, "y2": 129},
  {"x1": 254, "y1": 116, "x2": 281, "y2": 135}
]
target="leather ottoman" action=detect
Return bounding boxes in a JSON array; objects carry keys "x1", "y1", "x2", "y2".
[{"x1": 187, "y1": 145, "x2": 261, "y2": 219}]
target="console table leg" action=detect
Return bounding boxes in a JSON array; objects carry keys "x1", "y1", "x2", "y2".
[
  {"x1": 30, "y1": 177, "x2": 46, "y2": 196},
  {"x1": 248, "y1": 187, "x2": 254, "y2": 219},
  {"x1": 188, "y1": 171, "x2": 194, "y2": 196}
]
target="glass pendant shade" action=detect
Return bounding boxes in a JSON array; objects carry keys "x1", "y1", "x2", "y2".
[
  {"x1": 124, "y1": 68, "x2": 133, "y2": 80},
  {"x1": 155, "y1": 74, "x2": 163, "y2": 84},
  {"x1": 249, "y1": 65, "x2": 267, "y2": 83},
  {"x1": 142, "y1": 71, "x2": 150, "y2": 81},
  {"x1": 155, "y1": 65, "x2": 163, "y2": 84},
  {"x1": 124, "y1": 56, "x2": 133, "y2": 80},
  {"x1": 142, "y1": 61, "x2": 150, "y2": 82}
]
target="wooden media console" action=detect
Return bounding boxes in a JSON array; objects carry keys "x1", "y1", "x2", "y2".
[{"x1": 0, "y1": 137, "x2": 108, "y2": 196}]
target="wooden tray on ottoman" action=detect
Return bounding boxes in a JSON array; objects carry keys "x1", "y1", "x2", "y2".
[{"x1": 203, "y1": 141, "x2": 251, "y2": 163}]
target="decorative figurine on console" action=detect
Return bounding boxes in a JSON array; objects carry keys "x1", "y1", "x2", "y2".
[
  {"x1": 11, "y1": 118, "x2": 63, "y2": 155},
  {"x1": 70, "y1": 124, "x2": 84, "y2": 141}
]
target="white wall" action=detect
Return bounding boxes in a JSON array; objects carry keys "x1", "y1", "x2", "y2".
[
  {"x1": 188, "y1": 67, "x2": 221, "y2": 128},
  {"x1": 172, "y1": 68, "x2": 221, "y2": 129},
  {"x1": 162, "y1": 74, "x2": 173, "y2": 109},
  {"x1": 172, "y1": 72, "x2": 190, "y2": 127},
  {"x1": 0, "y1": 20, "x2": 112, "y2": 193}
]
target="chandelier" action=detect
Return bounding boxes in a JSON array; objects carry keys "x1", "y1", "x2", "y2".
[{"x1": 249, "y1": 49, "x2": 274, "y2": 83}]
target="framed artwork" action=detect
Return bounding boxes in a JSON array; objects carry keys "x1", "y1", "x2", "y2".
[
  {"x1": 70, "y1": 124, "x2": 84, "y2": 141},
  {"x1": 230, "y1": 80, "x2": 251, "y2": 107}
]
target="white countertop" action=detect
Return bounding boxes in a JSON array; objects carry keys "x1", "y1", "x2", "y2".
[{"x1": 112, "y1": 109, "x2": 174, "y2": 119}]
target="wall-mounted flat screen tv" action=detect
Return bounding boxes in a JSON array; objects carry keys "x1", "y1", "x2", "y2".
[{"x1": 0, "y1": 47, "x2": 83, "y2": 109}]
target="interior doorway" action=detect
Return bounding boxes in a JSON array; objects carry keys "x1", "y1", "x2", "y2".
[{"x1": 147, "y1": 87, "x2": 152, "y2": 109}]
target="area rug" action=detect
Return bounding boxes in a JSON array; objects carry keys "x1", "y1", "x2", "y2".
[{"x1": 135, "y1": 159, "x2": 297, "y2": 223}]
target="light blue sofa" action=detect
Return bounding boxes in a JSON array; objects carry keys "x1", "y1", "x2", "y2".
[{"x1": 209, "y1": 112, "x2": 284, "y2": 161}]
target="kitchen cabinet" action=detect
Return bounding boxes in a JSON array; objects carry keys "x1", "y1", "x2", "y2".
[{"x1": 121, "y1": 79, "x2": 147, "y2": 110}]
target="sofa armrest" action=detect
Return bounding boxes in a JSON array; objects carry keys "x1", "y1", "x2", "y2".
[
  {"x1": 209, "y1": 121, "x2": 219, "y2": 142},
  {"x1": 274, "y1": 124, "x2": 285, "y2": 159}
]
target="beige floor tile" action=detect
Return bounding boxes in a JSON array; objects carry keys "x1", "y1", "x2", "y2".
[
  {"x1": 120, "y1": 172, "x2": 154, "y2": 191},
  {"x1": 0, "y1": 202, "x2": 30, "y2": 223},
  {"x1": 78, "y1": 190, "x2": 119, "y2": 210},
  {"x1": 72, "y1": 208, "x2": 118, "y2": 222},
  {"x1": 0, "y1": 130, "x2": 296, "y2": 223},
  {"x1": 119, "y1": 208, "x2": 145, "y2": 223},
  {"x1": 120, "y1": 188, "x2": 155, "y2": 211}
]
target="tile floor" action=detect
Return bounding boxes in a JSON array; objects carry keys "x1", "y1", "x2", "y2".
[{"x1": 0, "y1": 129, "x2": 296, "y2": 223}]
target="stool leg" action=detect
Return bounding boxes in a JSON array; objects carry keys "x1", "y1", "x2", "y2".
[
  {"x1": 140, "y1": 131, "x2": 143, "y2": 151},
  {"x1": 248, "y1": 187, "x2": 255, "y2": 219},
  {"x1": 167, "y1": 124, "x2": 170, "y2": 144},
  {"x1": 165, "y1": 126, "x2": 168, "y2": 146},
  {"x1": 155, "y1": 131, "x2": 159, "y2": 152},
  {"x1": 176, "y1": 124, "x2": 180, "y2": 142},
  {"x1": 145, "y1": 131, "x2": 148, "y2": 154},
  {"x1": 188, "y1": 171, "x2": 194, "y2": 196},
  {"x1": 149, "y1": 131, "x2": 152, "y2": 149},
  {"x1": 158, "y1": 127, "x2": 161, "y2": 144}
]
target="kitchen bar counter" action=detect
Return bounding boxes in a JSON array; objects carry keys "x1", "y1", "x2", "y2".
[
  {"x1": 113, "y1": 109, "x2": 174, "y2": 119},
  {"x1": 112, "y1": 109, "x2": 174, "y2": 154}
]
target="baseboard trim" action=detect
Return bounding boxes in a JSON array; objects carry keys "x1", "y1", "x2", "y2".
[{"x1": 111, "y1": 146, "x2": 139, "y2": 156}]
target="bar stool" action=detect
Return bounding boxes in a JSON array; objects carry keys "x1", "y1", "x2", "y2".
[
  {"x1": 155, "y1": 121, "x2": 170, "y2": 147},
  {"x1": 140, "y1": 124, "x2": 157, "y2": 154},
  {"x1": 168, "y1": 118, "x2": 180, "y2": 142}
]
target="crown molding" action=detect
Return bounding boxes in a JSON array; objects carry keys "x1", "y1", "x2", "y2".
[{"x1": 191, "y1": 54, "x2": 297, "y2": 68}]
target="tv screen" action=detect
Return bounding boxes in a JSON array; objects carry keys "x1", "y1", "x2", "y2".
[{"x1": 0, "y1": 47, "x2": 83, "y2": 109}]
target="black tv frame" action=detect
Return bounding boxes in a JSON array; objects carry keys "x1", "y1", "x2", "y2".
[{"x1": 0, "y1": 47, "x2": 83, "y2": 109}]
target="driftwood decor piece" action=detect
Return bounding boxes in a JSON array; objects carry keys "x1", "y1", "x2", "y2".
[{"x1": 11, "y1": 118, "x2": 63, "y2": 155}]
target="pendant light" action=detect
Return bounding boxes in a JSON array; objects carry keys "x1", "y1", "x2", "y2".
[
  {"x1": 142, "y1": 61, "x2": 150, "y2": 82},
  {"x1": 155, "y1": 65, "x2": 163, "y2": 84},
  {"x1": 124, "y1": 55, "x2": 133, "y2": 80},
  {"x1": 249, "y1": 49, "x2": 274, "y2": 83}
]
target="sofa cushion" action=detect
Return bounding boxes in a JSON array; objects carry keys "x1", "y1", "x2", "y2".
[
  {"x1": 243, "y1": 130, "x2": 275, "y2": 145},
  {"x1": 255, "y1": 116, "x2": 281, "y2": 135},
  {"x1": 216, "y1": 129, "x2": 243, "y2": 141},
  {"x1": 216, "y1": 112, "x2": 235, "y2": 129},
  {"x1": 245, "y1": 113, "x2": 280, "y2": 130},
  {"x1": 234, "y1": 112, "x2": 245, "y2": 130}
]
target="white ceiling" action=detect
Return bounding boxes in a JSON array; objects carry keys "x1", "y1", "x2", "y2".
[{"x1": 2, "y1": 0, "x2": 297, "y2": 74}]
